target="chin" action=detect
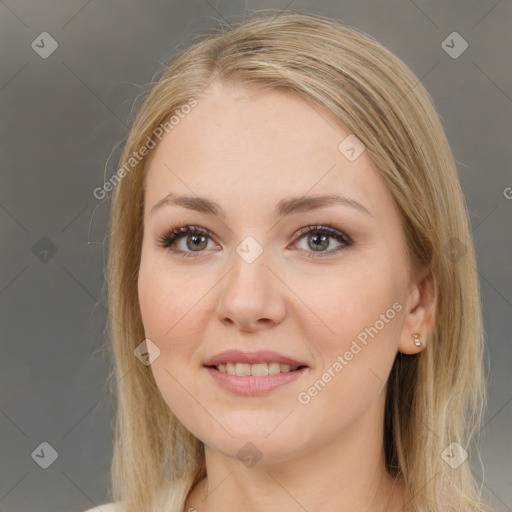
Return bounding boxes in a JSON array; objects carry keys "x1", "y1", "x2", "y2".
[
  {"x1": 206, "y1": 434, "x2": 303, "y2": 467},
  {"x1": 198, "y1": 412, "x2": 308, "y2": 459}
]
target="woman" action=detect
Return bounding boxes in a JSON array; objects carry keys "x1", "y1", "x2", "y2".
[{"x1": 86, "y1": 10, "x2": 489, "y2": 512}]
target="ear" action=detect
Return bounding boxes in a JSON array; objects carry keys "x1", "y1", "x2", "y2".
[{"x1": 398, "y1": 265, "x2": 436, "y2": 355}]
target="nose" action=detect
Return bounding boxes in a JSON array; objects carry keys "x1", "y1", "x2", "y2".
[{"x1": 215, "y1": 245, "x2": 287, "y2": 332}]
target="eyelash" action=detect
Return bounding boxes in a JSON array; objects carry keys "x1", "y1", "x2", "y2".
[{"x1": 155, "y1": 223, "x2": 353, "y2": 259}]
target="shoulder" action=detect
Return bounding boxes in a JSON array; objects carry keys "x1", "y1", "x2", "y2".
[{"x1": 82, "y1": 503, "x2": 125, "y2": 512}]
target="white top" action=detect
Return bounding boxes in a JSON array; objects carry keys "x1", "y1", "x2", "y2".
[{"x1": 83, "y1": 503, "x2": 122, "y2": 512}]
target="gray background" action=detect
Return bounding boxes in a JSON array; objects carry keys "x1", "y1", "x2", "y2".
[{"x1": 0, "y1": 1, "x2": 510, "y2": 511}]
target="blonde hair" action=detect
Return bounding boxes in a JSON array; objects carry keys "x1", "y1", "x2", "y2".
[{"x1": 105, "y1": 10, "x2": 489, "y2": 512}]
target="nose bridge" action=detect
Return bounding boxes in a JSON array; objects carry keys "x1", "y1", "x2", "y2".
[
  {"x1": 225, "y1": 236, "x2": 271, "y2": 303},
  {"x1": 216, "y1": 235, "x2": 285, "y2": 328}
]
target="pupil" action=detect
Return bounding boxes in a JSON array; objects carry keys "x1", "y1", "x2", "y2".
[
  {"x1": 309, "y1": 234, "x2": 328, "y2": 251},
  {"x1": 188, "y1": 235, "x2": 207, "y2": 250}
]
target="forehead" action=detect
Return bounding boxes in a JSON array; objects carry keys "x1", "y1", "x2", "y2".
[{"x1": 142, "y1": 82, "x2": 390, "y2": 220}]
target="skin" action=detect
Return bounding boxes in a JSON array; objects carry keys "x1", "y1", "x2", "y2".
[{"x1": 137, "y1": 81, "x2": 435, "y2": 512}]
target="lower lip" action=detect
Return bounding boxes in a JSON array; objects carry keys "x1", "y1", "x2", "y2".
[{"x1": 203, "y1": 366, "x2": 309, "y2": 396}]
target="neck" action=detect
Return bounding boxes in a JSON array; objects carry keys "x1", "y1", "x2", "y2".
[{"x1": 185, "y1": 390, "x2": 405, "y2": 512}]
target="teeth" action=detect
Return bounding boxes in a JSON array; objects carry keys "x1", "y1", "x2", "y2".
[
  {"x1": 250, "y1": 363, "x2": 268, "y2": 376},
  {"x1": 215, "y1": 362, "x2": 300, "y2": 375},
  {"x1": 236, "y1": 363, "x2": 251, "y2": 376},
  {"x1": 268, "y1": 362, "x2": 281, "y2": 374}
]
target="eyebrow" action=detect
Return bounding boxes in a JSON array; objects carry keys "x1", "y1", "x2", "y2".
[{"x1": 150, "y1": 192, "x2": 372, "y2": 218}]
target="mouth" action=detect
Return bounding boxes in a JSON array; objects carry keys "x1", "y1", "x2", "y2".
[
  {"x1": 204, "y1": 362, "x2": 308, "y2": 376},
  {"x1": 202, "y1": 349, "x2": 310, "y2": 395},
  {"x1": 202, "y1": 356, "x2": 310, "y2": 396},
  {"x1": 203, "y1": 364, "x2": 309, "y2": 396}
]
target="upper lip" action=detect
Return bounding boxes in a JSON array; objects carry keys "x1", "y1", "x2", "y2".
[{"x1": 203, "y1": 349, "x2": 309, "y2": 367}]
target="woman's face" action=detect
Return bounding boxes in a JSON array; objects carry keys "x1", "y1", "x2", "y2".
[{"x1": 138, "y1": 82, "x2": 420, "y2": 466}]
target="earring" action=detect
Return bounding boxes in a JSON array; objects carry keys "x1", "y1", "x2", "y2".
[{"x1": 412, "y1": 333, "x2": 422, "y2": 347}]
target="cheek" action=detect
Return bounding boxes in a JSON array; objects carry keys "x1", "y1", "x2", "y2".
[
  {"x1": 293, "y1": 261, "x2": 404, "y2": 347},
  {"x1": 291, "y1": 259, "x2": 405, "y2": 414},
  {"x1": 293, "y1": 275, "x2": 403, "y2": 439},
  {"x1": 137, "y1": 253, "x2": 213, "y2": 426},
  {"x1": 138, "y1": 252, "x2": 207, "y2": 344}
]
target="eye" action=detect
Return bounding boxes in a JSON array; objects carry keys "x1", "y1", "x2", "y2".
[
  {"x1": 156, "y1": 223, "x2": 352, "y2": 258},
  {"x1": 291, "y1": 224, "x2": 352, "y2": 258},
  {"x1": 156, "y1": 225, "x2": 219, "y2": 257}
]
